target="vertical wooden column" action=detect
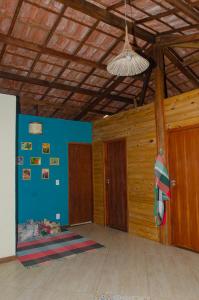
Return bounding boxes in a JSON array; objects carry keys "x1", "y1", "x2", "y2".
[{"x1": 154, "y1": 44, "x2": 168, "y2": 245}]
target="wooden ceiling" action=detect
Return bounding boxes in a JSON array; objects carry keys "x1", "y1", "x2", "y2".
[{"x1": 0, "y1": 0, "x2": 198, "y2": 121}]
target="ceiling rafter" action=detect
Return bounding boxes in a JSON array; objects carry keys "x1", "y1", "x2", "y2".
[
  {"x1": 164, "y1": 48, "x2": 199, "y2": 87},
  {"x1": 0, "y1": 0, "x2": 24, "y2": 63},
  {"x1": 0, "y1": 70, "x2": 134, "y2": 104},
  {"x1": 40, "y1": 19, "x2": 101, "y2": 116},
  {"x1": 139, "y1": 67, "x2": 153, "y2": 106},
  {"x1": 19, "y1": 2, "x2": 69, "y2": 94},
  {"x1": 49, "y1": 30, "x2": 126, "y2": 118},
  {"x1": 0, "y1": 33, "x2": 107, "y2": 70},
  {"x1": 74, "y1": 76, "x2": 124, "y2": 120},
  {"x1": 73, "y1": 44, "x2": 154, "y2": 119},
  {"x1": 56, "y1": 0, "x2": 155, "y2": 43},
  {"x1": 165, "y1": 0, "x2": 199, "y2": 23},
  {"x1": 157, "y1": 33, "x2": 199, "y2": 47}
]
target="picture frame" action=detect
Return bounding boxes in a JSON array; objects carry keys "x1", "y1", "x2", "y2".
[
  {"x1": 42, "y1": 143, "x2": 50, "y2": 154},
  {"x1": 30, "y1": 157, "x2": 41, "y2": 165},
  {"x1": 21, "y1": 142, "x2": 32, "y2": 151},
  {"x1": 50, "y1": 157, "x2": 60, "y2": 166},
  {"x1": 29, "y1": 122, "x2": 43, "y2": 135},
  {"x1": 22, "y1": 169, "x2": 31, "y2": 180},
  {"x1": 42, "y1": 168, "x2": 49, "y2": 180},
  {"x1": 16, "y1": 156, "x2": 24, "y2": 165}
]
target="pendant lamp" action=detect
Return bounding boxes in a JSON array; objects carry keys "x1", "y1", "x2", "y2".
[{"x1": 107, "y1": 1, "x2": 149, "y2": 76}]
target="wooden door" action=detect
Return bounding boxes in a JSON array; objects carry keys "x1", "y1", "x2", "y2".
[
  {"x1": 68, "y1": 143, "x2": 93, "y2": 225},
  {"x1": 105, "y1": 139, "x2": 127, "y2": 232},
  {"x1": 169, "y1": 126, "x2": 199, "y2": 252}
]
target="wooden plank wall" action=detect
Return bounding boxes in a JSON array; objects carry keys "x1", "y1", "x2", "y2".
[
  {"x1": 93, "y1": 88, "x2": 199, "y2": 242},
  {"x1": 93, "y1": 104, "x2": 159, "y2": 241},
  {"x1": 165, "y1": 89, "x2": 199, "y2": 129}
]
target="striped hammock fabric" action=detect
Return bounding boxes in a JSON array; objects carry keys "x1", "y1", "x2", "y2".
[{"x1": 154, "y1": 152, "x2": 171, "y2": 226}]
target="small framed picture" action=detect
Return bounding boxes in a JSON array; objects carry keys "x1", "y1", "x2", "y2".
[
  {"x1": 42, "y1": 168, "x2": 49, "y2": 180},
  {"x1": 29, "y1": 122, "x2": 42, "y2": 135},
  {"x1": 50, "y1": 157, "x2": 60, "y2": 166},
  {"x1": 17, "y1": 156, "x2": 24, "y2": 165},
  {"x1": 42, "y1": 143, "x2": 50, "y2": 154},
  {"x1": 21, "y1": 142, "x2": 32, "y2": 151},
  {"x1": 30, "y1": 157, "x2": 41, "y2": 165},
  {"x1": 22, "y1": 169, "x2": 31, "y2": 180}
]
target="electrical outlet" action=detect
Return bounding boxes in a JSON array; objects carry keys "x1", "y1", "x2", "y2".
[
  {"x1": 56, "y1": 179, "x2": 60, "y2": 185},
  {"x1": 56, "y1": 213, "x2": 60, "y2": 220}
]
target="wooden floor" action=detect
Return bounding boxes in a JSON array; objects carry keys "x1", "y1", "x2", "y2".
[{"x1": 0, "y1": 224, "x2": 199, "y2": 300}]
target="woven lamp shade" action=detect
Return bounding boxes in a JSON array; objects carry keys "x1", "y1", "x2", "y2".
[{"x1": 107, "y1": 26, "x2": 149, "y2": 76}]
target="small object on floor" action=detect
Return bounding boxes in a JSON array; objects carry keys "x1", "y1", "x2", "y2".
[
  {"x1": 17, "y1": 230, "x2": 104, "y2": 267},
  {"x1": 18, "y1": 219, "x2": 61, "y2": 242}
]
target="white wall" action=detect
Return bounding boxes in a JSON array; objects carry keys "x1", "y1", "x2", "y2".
[{"x1": 0, "y1": 94, "x2": 16, "y2": 258}]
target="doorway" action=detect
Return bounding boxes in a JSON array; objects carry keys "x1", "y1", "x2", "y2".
[
  {"x1": 105, "y1": 138, "x2": 127, "y2": 232},
  {"x1": 68, "y1": 143, "x2": 93, "y2": 225},
  {"x1": 169, "y1": 125, "x2": 199, "y2": 252}
]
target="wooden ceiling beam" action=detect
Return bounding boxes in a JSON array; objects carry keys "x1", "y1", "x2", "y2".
[
  {"x1": 139, "y1": 68, "x2": 153, "y2": 106},
  {"x1": 0, "y1": 70, "x2": 133, "y2": 104},
  {"x1": 136, "y1": 9, "x2": 177, "y2": 24},
  {"x1": 74, "y1": 77, "x2": 124, "y2": 120},
  {"x1": 183, "y1": 53, "x2": 199, "y2": 66},
  {"x1": 170, "y1": 42, "x2": 199, "y2": 49},
  {"x1": 90, "y1": 109, "x2": 114, "y2": 115},
  {"x1": 165, "y1": 0, "x2": 199, "y2": 23},
  {"x1": 157, "y1": 33, "x2": 199, "y2": 47},
  {"x1": 108, "y1": 1, "x2": 124, "y2": 10},
  {"x1": 164, "y1": 48, "x2": 199, "y2": 87},
  {"x1": 57, "y1": 0, "x2": 155, "y2": 43},
  {"x1": 0, "y1": 33, "x2": 106, "y2": 70}
]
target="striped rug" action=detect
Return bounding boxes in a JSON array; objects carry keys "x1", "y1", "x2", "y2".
[{"x1": 17, "y1": 230, "x2": 104, "y2": 267}]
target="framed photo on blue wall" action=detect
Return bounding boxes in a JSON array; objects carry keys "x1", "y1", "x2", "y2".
[{"x1": 17, "y1": 156, "x2": 24, "y2": 165}]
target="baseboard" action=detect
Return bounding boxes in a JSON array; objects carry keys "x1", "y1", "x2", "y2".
[
  {"x1": 0, "y1": 256, "x2": 16, "y2": 264},
  {"x1": 70, "y1": 221, "x2": 92, "y2": 227}
]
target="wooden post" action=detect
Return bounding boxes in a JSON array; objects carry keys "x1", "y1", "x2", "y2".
[{"x1": 154, "y1": 44, "x2": 168, "y2": 245}]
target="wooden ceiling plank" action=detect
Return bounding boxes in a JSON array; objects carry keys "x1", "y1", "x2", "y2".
[
  {"x1": 74, "y1": 76, "x2": 124, "y2": 120},
  {"x1": 157, "y1": 24, "x2": 199, "y2": 37},
  {"x1": 40, "y1": 19, "x2": 100, "y2": 112},
  {"x1": 136, "y1": 9, "x2": 177, "y2": 24},
  {"x1": 165, "y1": 0, "x2": 199, "y2": 23},
  {"x1": 0, "y1": 33, "x2": 106, "y2": 70},
  {"x1": 56, "y1": 0, "x2": 155, "y2": 43},
  {"x1": 164, "y1": 48, "x2": 199, "y2": 87},
  {"x1": 0, "y1": 0, "x2": 24, "y2": 63},
  {"x1": 108, "y1": 1, "x2": 124, "y2": 10},
  {"x1": 52, "y1": 31, "x2": 126, "y2": 117},
  {"x1": 19, "y1": 3, "x2": 69, "y2": 94}
]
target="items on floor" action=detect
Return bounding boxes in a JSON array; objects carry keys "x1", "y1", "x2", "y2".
[
  {"x1": 18, "y1": 219, "x2": 61, "y2": 242},
  {"x1": 17, "y1": 230, "x2": 104, "y2": 267}
]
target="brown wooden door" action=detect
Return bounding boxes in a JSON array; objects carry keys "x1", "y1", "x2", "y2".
[
  {"x1": 68, "y1": 143, "x2": 93, "y2": 225},
  {"x1": 169, "y1": 127, "x2": 199, "y2": 252},
  {"x1": 105, "y1": 139, "x2": 127, "y2": 232}
]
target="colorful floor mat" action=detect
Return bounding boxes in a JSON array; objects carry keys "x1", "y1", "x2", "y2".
[{"x1": 17, "y1": 230, "x2": 104, "y2": 267}]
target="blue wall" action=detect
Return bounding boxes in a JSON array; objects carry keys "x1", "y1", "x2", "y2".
[{"x1": 17, "y1": 114, "x2": 92, "y2": 225}]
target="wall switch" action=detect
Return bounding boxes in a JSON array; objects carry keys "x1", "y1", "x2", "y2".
[
  {"x1": 56, "y1": 213, "x2": 61, "y2": 220},
  {"x1": 55, "y1": 179, "x2": 60, "y2": 185}
]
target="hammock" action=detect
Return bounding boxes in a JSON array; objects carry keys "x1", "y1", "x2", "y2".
[{"x1": 154, "y1": 151, "x2": 171, "y2": 226}]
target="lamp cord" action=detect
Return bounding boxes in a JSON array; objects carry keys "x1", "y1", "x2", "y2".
[{"x1": 124, "y1": 0, "x2": 127, "y2": 29}]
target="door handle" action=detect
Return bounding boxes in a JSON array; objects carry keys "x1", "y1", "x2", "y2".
[
  {"x1": 106, "y1": 178, "x2": 110, "y2": 184},
  {"x1": 171, "y1": 179, "x2": 176, "y2": 187}
]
